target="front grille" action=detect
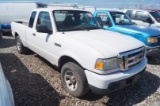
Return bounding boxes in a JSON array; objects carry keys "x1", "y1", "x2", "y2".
[{"x1": 118, "y1": 47, "x2": 145, "y2": 71}]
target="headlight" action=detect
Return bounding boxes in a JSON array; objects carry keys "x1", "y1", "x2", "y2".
[
  {"x1": 95, "y1": 57, "x2": 119, "y2": 71},
  {"x1": 147, "y1": 37, "x2": 158, "y2": 44}
]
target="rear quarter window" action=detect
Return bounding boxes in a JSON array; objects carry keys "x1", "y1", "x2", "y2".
[{"x1": 29, "y1": 11, "x2": 37, "y2": 28}]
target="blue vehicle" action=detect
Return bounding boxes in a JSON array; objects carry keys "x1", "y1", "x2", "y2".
[
  {"x1": 93, "y1": 10, "x2": 160, "y2": 55},
  {"x1": 0, "y1": 24, "x2": 11, "y2": 34}
]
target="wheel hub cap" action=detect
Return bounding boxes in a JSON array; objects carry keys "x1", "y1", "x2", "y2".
[{"x1": 64, "y1": 70, "x2": 78, "y2": 91}]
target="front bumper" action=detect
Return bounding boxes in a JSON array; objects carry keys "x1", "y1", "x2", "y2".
[
  {"x1": 84, "y1": 58, "x2": 147, "y2": 95},
  {"x1": 146, "y1": 45, "x2": 160, "y2": 56}
]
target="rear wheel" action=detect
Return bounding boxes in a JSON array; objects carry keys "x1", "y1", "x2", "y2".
[
  {"x1": 16, "y1": 36, "x2": 28, "y2": 54},
  {"x1": 61, "y1": 62, "x2": 89, "y2": 97}
]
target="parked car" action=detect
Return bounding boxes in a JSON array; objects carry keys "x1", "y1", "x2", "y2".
[
  {"x1": 0, "y1": 63, "x2": 14, "y2": 106},
  {"x1": 0, "y1": 1, "x2": 46, "y2": 35},
  {"x1": 11, "y1": 8, "x2": 147, "y2": 97},
  {"x1": 93, "y1": 10, "x2": 160, "y2": 55},
  {"x1": 123, "y1": 9, "x2": 160, "y2": 31}
]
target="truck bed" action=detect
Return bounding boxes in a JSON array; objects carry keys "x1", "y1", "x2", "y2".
[
  {"x1": 14, "y1": 21, "x2": 28, "y2": 26},
  {"x1": 11, "y1": 21, "x2": 28, "y2": 39}
]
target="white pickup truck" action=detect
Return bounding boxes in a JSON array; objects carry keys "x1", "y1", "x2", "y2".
[{"x1": 11, "y1": 8, "x2": 147, "y2": 97}]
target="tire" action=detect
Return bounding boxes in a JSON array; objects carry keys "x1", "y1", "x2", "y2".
[
  {"x1": 61, "y1": 62, "x2": 89, "y2": 97},
  {"x1": 16, "y1": 36, "x2": 28, "y2": 54}
]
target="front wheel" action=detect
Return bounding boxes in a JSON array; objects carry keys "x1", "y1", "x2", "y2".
[
  {"x1": 61, "y1": 62, "x2": 89, "y2": 97},
  {"x1": 16, "y1": 36, "x2": 28, "y2": 54}
]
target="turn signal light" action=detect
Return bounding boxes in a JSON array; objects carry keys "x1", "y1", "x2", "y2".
[{"x1": 95, "y1": 60, "x2": 103, "y2": 70}]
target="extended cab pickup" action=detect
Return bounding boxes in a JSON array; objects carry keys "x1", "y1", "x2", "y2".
[
  {"x1": 11, "y1": 8, "x2": 147, "y2": 97},
  {"x1": 94, "y1": 10, "x2": 160, "y2": 55}
]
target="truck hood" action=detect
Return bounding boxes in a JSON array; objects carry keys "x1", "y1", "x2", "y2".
[
  {"x1": 64, "y1": 30, "x2": 144, "y2": 58},
  {"x1": 116, "y1": 25, "x2": 160, "y2": 36}
]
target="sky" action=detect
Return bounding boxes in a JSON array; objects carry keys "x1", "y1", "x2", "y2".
[{"x1": 2, "y1": 0, "x2": 160, "y2": 9}]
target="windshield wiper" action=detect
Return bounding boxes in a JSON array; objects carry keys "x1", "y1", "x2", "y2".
[
  {"x1": 59, "y1": 27, "x2": 86, "y2": 31},
  {"x1": 59, "y1": 24, "x2": 101, "y2": 31}
]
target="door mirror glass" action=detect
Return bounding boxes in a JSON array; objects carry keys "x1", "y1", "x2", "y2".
[
  {"x1": 105, "y1": 20, "x2": 112, "y2": 27},
  {"x1": 99, "y1": 23, "x2": 104, "y2": 27},
  {"x1": 37, "y1": 24, "x2": 52, "y2": 34},
  {"x1": 146, "y1": 17, "x2": 154, "y2": 24}
]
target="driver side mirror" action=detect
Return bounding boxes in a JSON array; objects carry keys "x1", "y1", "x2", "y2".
[
  {"x1": 99, "y1": 23, "x2": 104, "y2": 27},
  {"x1": 146, "y1": 17, "x2": 154, "y2": 24},
  {"x1": 37, "y1": 24, "x2": 52, "y2": 34},
  {"x1": 105, "y1": 21, "x2": 112, "y2": 27}
]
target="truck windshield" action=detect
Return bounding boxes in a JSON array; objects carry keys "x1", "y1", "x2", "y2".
[
  {"x1": 53, "y1": 10, "x2": 101, "y2": 31},
  {"x1": 110, "y1": 12, "x2": 133, "y2": 25},
  {"x1": 149, "y1": 12, "x2": 160, "y2": 23}
]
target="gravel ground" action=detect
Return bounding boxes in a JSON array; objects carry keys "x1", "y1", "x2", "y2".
[{"x1": 0, "y1": 36, "x2": 160, "y2": 106}]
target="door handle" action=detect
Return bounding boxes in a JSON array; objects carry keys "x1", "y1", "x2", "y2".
[{"x1": 33, "y1": 33, "x2": 36, "y2": 36}]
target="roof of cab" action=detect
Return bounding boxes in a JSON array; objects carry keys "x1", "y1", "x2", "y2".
[
  {"x1": 32, "y1": 8, "x2": 89, "y2": 12},
  {"x1": 95, "y1": 10, "x2": 124, "y2": 13},
  {"x1": 123, "y1": 9, "x2": 155, "y2": 12}
]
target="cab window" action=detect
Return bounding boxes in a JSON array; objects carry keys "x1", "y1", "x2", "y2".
[
  {"x1": 96, "y1": 12, "x2": 112, "y2": 26},
  {"x1": 36, "y1": 12, "x2": 52, "y2": 30},
  {"x1": 134, "y1": 11, "x2": 150, "y2": 22}
]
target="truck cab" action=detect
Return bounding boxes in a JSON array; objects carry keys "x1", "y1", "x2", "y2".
[{"x1": 94, "y1": 10, "x2": 160, "y2": 55}]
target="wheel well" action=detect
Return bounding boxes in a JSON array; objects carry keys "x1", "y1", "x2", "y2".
[
  {"x1": 58, "y1": 56, "x2": 83, "y2": 71},
  {"x1": 15, "y1": 32, "x2": 19, "y2": 38}
]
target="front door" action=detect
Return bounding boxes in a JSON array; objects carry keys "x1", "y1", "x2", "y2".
[{"x1": 27, "y1": 11, "x2": 57, "y2": 64}]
